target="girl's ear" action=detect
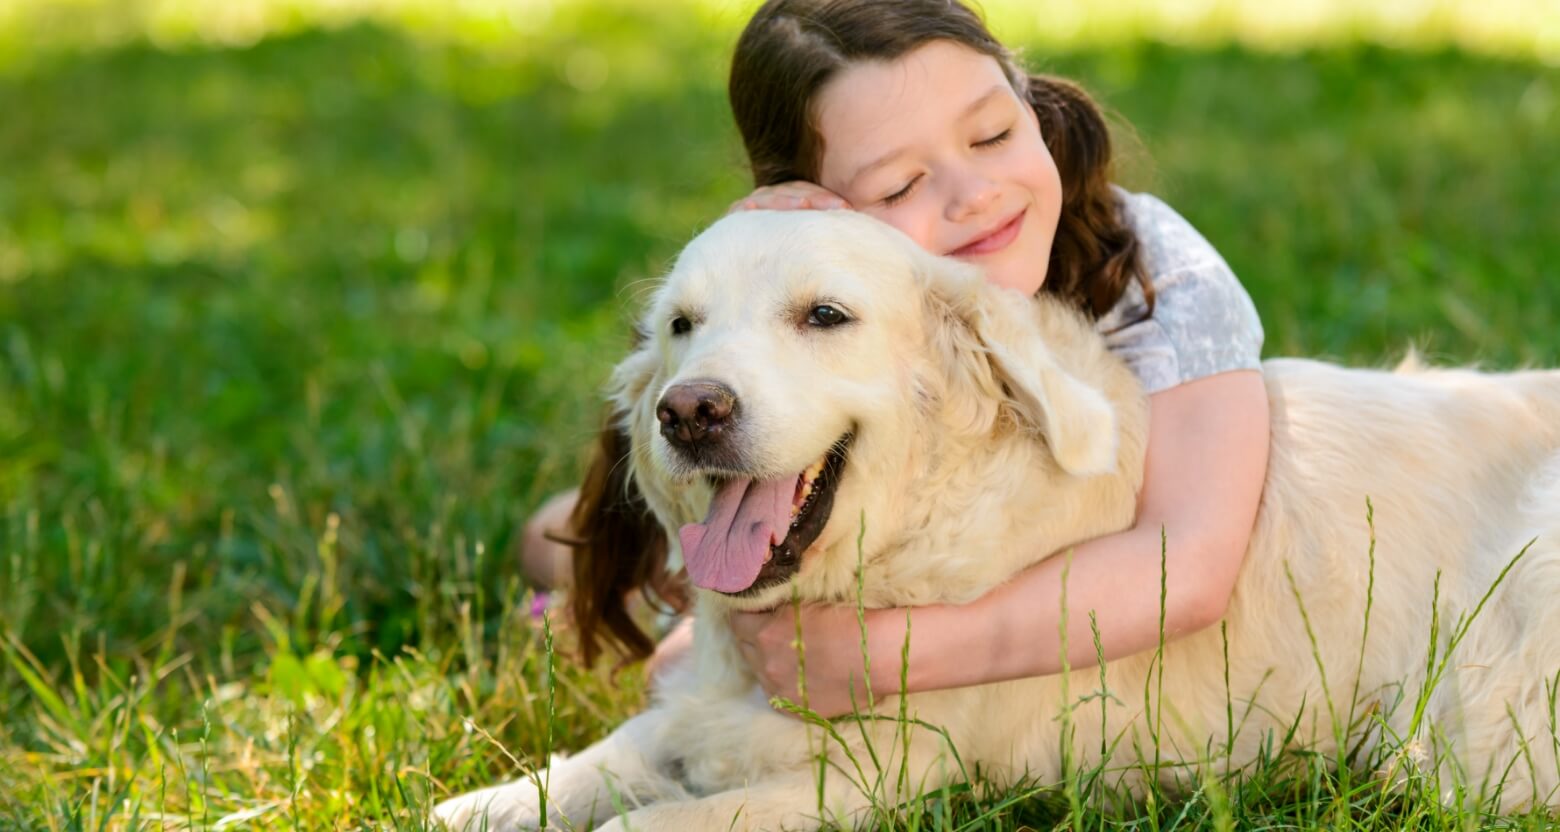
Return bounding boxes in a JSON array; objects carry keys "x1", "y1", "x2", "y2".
[{"x1": 922, "y1": 256, "x2": 1119, "y2": 477}]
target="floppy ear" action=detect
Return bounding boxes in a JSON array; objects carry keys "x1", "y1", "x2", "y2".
[
  {"x1": 923, "y1": 258, "x2": 1119, "y2": 477},
  {"x1": 607, "y1": 320, "x2": 661, "y2": 417}
]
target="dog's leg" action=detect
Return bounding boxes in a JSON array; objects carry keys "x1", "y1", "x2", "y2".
[
  {"x1": 432, "y1": 712, "x2": 685, "y2": 831},
  {"x1": 589, "y1": 772, "x2": 873, "y2": 832}
]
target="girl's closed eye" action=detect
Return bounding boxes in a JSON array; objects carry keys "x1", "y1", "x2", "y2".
[
  {"x1": 882, "y1": 175, "x2": 921, "y2": 207},
  {"x1": 881, "y1": 128, "x2": 1013, "y2": 207},
  {"x1": 975, "y1": 127, "x2": 1012, "y2": 148}
]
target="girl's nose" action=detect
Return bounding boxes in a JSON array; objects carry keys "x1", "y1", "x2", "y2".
[{"x1": 946, "y1": 175, "x2": 999, "y2": 222}]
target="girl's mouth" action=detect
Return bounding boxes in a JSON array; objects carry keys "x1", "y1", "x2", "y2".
[{"x1": 950, "y1": 207, "x2": 1026, "y2": 257}]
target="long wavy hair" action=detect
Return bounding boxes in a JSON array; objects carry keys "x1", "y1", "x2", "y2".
[{"x1": 567, "y1": 0, "x2": 1148, "y2": 665}]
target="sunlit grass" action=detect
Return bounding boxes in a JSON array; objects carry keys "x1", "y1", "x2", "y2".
[
  {"x1": 985, "y1": 0, "x2": 1560, "y2": 60},
  {"x1": 0, "y1": 0, "x2": 1557, "y2": 76}
]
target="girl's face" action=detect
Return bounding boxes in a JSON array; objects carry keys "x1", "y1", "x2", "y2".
[{"x1": 815, "y1": 41, "x2": 1063, "y2": 295}]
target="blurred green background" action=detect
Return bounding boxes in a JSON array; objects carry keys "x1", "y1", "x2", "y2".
[{"x1": 0, "y1": 0, "x2": 1557, "y2": 825}]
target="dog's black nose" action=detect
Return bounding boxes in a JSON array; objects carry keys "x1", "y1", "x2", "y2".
[{"x1": 658, "y1": 381, "x2": 736, "y2": 449}]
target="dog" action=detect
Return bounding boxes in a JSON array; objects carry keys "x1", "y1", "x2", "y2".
[{"x1": 435, "y1": 209, "x2": 1560, "y2": 830}]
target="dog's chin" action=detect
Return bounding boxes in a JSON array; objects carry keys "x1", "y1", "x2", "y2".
[{"x1": 718, "y1": 580, "x2": 804, "y2": 612}]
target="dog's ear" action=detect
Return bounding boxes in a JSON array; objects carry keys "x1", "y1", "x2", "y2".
[
  {"x1": 923, "y1": 259, "x2": 1118, "y2": 477},
  {"x1": 608, "y1": 321, "x2": 661, "y2": 417}
]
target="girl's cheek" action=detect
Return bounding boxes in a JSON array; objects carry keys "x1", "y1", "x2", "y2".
[
  {"x1": 859, "y1": 201, "x2": 925, "y2": 248},
  {"x1": 1000, "y1": 142, "x2": 1039, "y2": 179},
  {"x1": 901, "y1": 190, "x2": 951, "y2": 250}
]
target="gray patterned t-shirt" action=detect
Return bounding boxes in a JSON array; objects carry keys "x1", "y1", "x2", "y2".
[{"x1": 1094, "y1": 188, "x2": 1265, "y2": 394}]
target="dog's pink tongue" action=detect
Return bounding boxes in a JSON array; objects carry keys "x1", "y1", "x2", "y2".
[{"x1": 679, "y1": 475, "x2": 796, "y2": 593}]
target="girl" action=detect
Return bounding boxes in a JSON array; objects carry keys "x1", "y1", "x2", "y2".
[{"x1": 536, "y1": 0, "x2": 1270, "y2": 718}]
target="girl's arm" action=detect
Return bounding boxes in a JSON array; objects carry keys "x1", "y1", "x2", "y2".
[{"x1": 730, "y1": 369, "x2": 1270, "y2": 717}]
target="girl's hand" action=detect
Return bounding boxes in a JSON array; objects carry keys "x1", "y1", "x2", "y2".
[
  {"x1": 728, "y1": 181, "x2": 851, "y2": 214},
  {"x1": 729, "y1": 604, "x2": 905, "y2": 718}
]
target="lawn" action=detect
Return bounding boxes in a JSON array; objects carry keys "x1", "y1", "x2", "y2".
[{"x1": 1, "y1": 0, "x2": 1557, "y2": 828}]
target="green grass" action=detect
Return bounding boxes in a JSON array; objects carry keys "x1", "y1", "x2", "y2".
[{"x1": 1, "y1": 0, "x2": 1557, "y2": 827}]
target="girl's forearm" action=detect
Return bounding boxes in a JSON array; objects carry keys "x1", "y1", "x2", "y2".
[
  {"x1": 860, "y1": 373, "x2": 1268, "y2": 697},
  {"x1": 873, "y1": 524, "x2": 1231, "y2": 694}
]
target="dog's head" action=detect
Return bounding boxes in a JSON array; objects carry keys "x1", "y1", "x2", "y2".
[{"x1": 613, "y1": 210, "x2": 1132, "y2": 610}]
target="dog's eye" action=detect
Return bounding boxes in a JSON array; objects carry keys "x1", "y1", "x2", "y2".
[
  {"x1": 806, "y1": 304, "x2": 849, "y2": 328},
  {"x1": 671, "y1": 315, "x2": 693, "y2": 336}
]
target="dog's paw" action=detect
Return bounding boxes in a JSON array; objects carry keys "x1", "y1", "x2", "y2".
[
  {"x1": 590, "y1": 817, "x2": 630, "y2": 832},
  {"x1": 430, "y1": 785, "x2": 542, "y2": 832}
]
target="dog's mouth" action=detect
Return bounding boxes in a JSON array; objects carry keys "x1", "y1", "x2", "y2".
[{"x1": 677, "y1": 433, "x2": 853, "y2": 597}]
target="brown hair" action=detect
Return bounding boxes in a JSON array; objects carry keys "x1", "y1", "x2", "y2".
[
  {"x1": 561, "y1": 407, "x2": 689, "y2": 666},
  {"x1": 568, "y1": 0, "x2": 1148, "y2": 665}
]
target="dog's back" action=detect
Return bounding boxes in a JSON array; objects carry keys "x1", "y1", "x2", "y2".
[{"x1": 1151, "y1": 359, "x2": 1560, "y2": 803}]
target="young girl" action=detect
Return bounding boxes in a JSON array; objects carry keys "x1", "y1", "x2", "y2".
[{"x1": 534, "y1": 0, "x2": 1270, "y2": 718}]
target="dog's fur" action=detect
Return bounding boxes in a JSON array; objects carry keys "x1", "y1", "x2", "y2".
[{"x1": 437, "y1": 210, "x2": 1560, "y2": 830}]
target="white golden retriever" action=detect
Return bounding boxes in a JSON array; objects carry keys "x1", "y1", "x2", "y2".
[{"x1": 436, "y1": 210, "x2": 1560, "y2": 829}]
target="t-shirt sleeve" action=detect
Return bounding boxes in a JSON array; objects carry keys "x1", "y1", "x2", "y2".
[{"x1": 1096, "y1": 191, "x2": 1264, "y2": 394}]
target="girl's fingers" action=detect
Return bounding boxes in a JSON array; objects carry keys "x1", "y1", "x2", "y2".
[
  {"x1": 753, "y1": 193, "x2": 804, "y2": 209},
  {"x1": 800, "y1": 192, "x2": 850, "y2": 209},
  {"x1": 750, "y1": 194, "x2": 849, "y2": 211},
  {"x1": 730, "y1": 185, "x2": 851, "y2": 213}
]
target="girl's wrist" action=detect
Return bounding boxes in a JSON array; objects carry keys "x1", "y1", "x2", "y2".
[
  {"x1": 865, "y1": 603, "x2": 978, "y2": 695},
  {"x1": 874, "y1": 584, "x2": 1048, "y2": 695},
  {"x1": 861, "y1": 606, "x2": 913, "y2": 695}
]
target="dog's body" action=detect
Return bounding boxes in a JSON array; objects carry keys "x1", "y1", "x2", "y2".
[{"x1": 437, "y1": 211, "x2": 1560, "y2": 830}]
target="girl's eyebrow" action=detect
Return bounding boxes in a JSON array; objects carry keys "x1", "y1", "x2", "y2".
[{"x1": 844, "y1": 84, "x2": 1010, "y2": 190}]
